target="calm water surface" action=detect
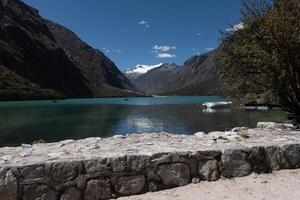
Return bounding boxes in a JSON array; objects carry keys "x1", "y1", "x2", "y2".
[{"x1": 0, "y1": 96, "x2": 285, "y2": 147}]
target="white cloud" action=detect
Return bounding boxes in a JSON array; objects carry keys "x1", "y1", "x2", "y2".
[
  {"x1": 152, "y1": 44, "x2": 176, "y2": 58},
  {"x1": 138, "y1": 20, "x2": 147, "y2": 25},
  {"x1": 196, "y1": 33, "x2": 202, "y2": 36},
  {"x1": 102, "y1": 47, "x2": 121, "y2": 54},
  {"x1": 226, "y1": 23, "x2": 244, "y2": 32},
  {"x1": 153, "y1": 45, "x2": 176, "y2": 52},
  {"x1": 138, "y1": 20, "x2": 150, "y2": 30},
  {"x1": 156, "y1": 53, "x2": 176, "y2": 58}
]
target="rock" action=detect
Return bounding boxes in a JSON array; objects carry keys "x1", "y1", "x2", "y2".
[
  {"x1": 218, "y1": 136, "x2": 229, "y2": 141},
  {"x1": 221, "y1": 149, "x2": 252, "y2": 178},
  {"x1": 231, "y1": 127, "x2": 248, "y2": 132},
  {"x1": 107, "y1": 156, "x2": 127, "y2": 172},
  {"x1": 283, "y1": 144, "x2": 300, "y2": 168},
  {"x1": 51, "y1": 161, "x2": 78, "y2": 182},
  {"x1": 60, "y1": 187, "x2": 81, "y2": 200},
  {"x1": 115, "y1": 175, "x2": 145, "y2": 195},
  {"x1": 192, "y1": 177, "x2": 201, "y2": 184},
  {"x1": 20, "y1": 164, "x2": 45, "y2": 179},
  {"x1": 84, "y1": 158, "x2": 108, "y2": 173},
  {"x1": 156, "y1": 163, "x2": 190, "y2": 187},
  {"x1": 282, "y1": 123, "x2": 296, "y2": 130},
  {"x1": 198, "y1": 159, "x2": 220, "y2": 181},
  {"x1": 1, "y1": 155, "x2": 12, "y2": 161},
  {"x1": 76, "y1": 175, "x2": 87, "y2": 190},
  {"x1": 194, "y1": 132, "x2": 206, "y2": 138},
  {"x1": 0, "y1": 168, "x2": 17, "y2": 200},
  {"x1": 257, "y1": 122, "x2": 295, "y2": 130},
  {"x1": 151, "y1": 153, "x2": 172, "y2": 166},
  {"x1": 23, "y1": 184, "x2": 57, "y2": 200},
  {"x1": 248, "y1": 147, "x2": 268, "y2": 173},
  {"x1": 148, "y1": 182, "x2": 159, "y2": 192},
  {"x1": 19, "y1": 150, "x2": 32, "y2": 157},
  {"x1": 84, "y1": 179, "x2": 111, "y2": 200},
  {"x1": 127, "y1": 155, "x2": 150, "y2": 172},
  {"x1": 264, "y1": 146, "x2": 289, "y2": 170},
  {"x1": 113, "y1": 135, "x2": 126, "y2": 139},
  {"x1": 257, "y1": 122, "x2": 278, "y2": 129}
]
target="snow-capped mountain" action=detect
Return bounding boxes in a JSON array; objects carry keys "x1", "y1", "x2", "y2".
[{"x1": 124, "y1": 63, "x2": 163, "y2": 80}]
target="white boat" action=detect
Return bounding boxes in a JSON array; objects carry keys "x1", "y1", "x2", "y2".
[{"x1": 202, "y1": 101, "x2": 232, "y2": 109}]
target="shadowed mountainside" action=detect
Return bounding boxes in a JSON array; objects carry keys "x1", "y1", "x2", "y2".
[
  {"x1": 0, "y1": 0, "x2": 138, "y2": 101},
  {"x1": 127, "y1": 51, "x2": 221, "y2": 96}
]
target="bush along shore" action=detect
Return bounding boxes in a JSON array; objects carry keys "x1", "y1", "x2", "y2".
[{"x1": 0, "y1": 122, "x2": 300, "y2": 200}]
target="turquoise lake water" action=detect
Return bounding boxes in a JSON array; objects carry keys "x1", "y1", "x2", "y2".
[{"x1": 0, "y1": 96, "x2": 285, "y2": 147}]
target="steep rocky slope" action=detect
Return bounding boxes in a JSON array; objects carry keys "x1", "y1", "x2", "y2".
[
  {"x1": 0, "y1": 0, "x2": 137, "y2": 100},
  {"x1": 127, "y1": 51, "x2": 221, "y2": 96},
  {"x1": 164, "y1": 51, "x2": 221, "y2": 96},
  {"x1": 46, "y1": 20, "x2": 137, "y2": 97},
  {"x1": 0, "y1": 65, "x2": 63, "y2": 101},
  {"x1": 133, "y1": 63, "x2": 181, "y2": 94}
]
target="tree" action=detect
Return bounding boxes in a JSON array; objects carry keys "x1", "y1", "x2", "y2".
[{"x1": 215, "y1": 0, "x2": 300, "y2": 120}]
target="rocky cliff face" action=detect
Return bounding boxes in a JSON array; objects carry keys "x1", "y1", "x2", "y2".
[
  {"x1": 128, "y1": 51, "x2": 221, "y2": 96},
  {"x1": 132, "y1": 63, "x2": 181, "y2": 94},
  {"x1": 165, "y1": 51, "x2": 221, "y2": 96},
  {"x1": 0, "y1": 0, "x2": 137, "y2": 100},
  {"x1": 46, "y1": 20, "x2": 137, "y2": 97}
]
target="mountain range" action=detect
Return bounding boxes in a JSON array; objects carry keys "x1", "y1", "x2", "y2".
[
  {"x1": 0, "y1": 0, "x2": 221, "y2": 101},
  {"x1": 124, "y1": 63, "x2": 164, "y2": 80},
  {"x1": 0, "y1": 0, "x2": 138, "y2": 100},
  {"x1": 124, "y1": 51, "x2": 221, "y2": 96}
]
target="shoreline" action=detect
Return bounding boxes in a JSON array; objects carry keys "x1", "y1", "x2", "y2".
[{"x1": 0, "y1": 122, "x2": 299, "y2": 199}]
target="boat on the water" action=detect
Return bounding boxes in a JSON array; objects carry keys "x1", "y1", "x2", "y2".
[
  {"x1": 245, "y1": 101, "x2": 280, "y2": 110},
  {"x1": 202, "y1": 101, "x2": 232, "y2": 109}
]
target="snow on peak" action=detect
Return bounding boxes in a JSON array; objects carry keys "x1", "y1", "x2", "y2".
[{"x1": 124, "y1": 63, "x2": 163, "y2": 75}]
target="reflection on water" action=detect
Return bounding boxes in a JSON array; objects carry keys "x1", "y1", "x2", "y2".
[{"x1": 0, "y1": 102, "x2": 285, "y2": 147}]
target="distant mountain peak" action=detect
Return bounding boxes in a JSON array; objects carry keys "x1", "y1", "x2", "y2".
[{"x1": 124, "y1": 63, "x2": 164, "y2": 74}]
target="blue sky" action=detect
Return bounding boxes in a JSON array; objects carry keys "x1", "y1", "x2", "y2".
[{"x1": 24, "y1": 0, "x2": 241, "y2": 70}]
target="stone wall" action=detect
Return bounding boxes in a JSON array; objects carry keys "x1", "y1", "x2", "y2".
[{"x1": 0, "y1": 122, "x2": 300, "y2": 199}]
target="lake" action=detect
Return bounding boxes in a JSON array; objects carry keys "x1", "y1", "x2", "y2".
[{"x1": 0, "y1": 96, "x2": 285, "y2": 147}]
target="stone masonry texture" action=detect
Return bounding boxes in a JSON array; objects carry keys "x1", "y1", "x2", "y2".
[{"x1": 0, "y1": 122, "x2": 299, "y2": 199}]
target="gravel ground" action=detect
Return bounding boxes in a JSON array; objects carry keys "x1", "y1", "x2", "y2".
[{"x1": 119, "y1": 169, "x2": 300, "y2": 200}]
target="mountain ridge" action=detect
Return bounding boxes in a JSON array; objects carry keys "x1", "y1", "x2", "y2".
[
  {"x1": 125, "y1": 51, "x2": 221, "y2": 96},
  {"x1": 0, "y1": 0, "x2": 139, "y2": 100},
  {"x1": 124, "y1": 63, "x2": 164, "y2": 81}
]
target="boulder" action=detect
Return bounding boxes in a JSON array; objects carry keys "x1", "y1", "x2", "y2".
[
  {"x1": 221, "y1": 149, "x2": 252, "y2": 178},
  {"x1": 84, "y1": 179, "x2": 111, "y2": 200},
  {"x1": 264, "y1": 146, "x2": 289, "y2": 170},
  {"x1": 156, "y1": 163, "x2": 190, "y2": 187},
  {"x1": 198, "y1": 159, "x2": 220, "y2": 181},
  {"x1": 283, "y1": 144, "x2": 300, "y2": 168},
  {"x1": 51, "y1": 161, "x2": 79, "y2": 182},
  {"x1": 60, "y1": 187, "x2": 81, "y2": 200},
  {"x1": 0, "y1": 168, "x2": 17, "y2": 200},
  {"x1": 23, "y1": 184, "x2": 57, "y2": 200},
  {"x1": 115, "y1": 175, "x2": 145, "y2": 195}
]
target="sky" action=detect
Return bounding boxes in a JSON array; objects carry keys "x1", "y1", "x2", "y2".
[{"x1": 23, "y1": 0, "x2": 242, "y2": 70}]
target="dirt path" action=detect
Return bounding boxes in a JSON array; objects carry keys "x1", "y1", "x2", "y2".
[{"x1": 119, "y1": 169, "x2": 300, "y2": 200}]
